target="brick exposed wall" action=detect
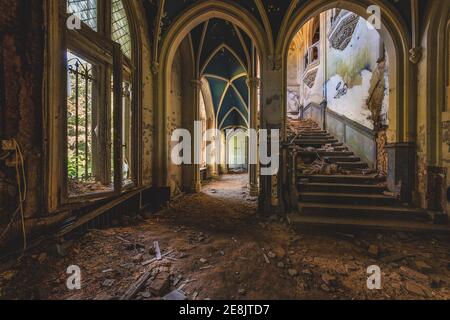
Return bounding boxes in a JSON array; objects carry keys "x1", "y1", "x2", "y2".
[{"x1": 0, "y1": 0, "x2": 45, "y2": 243}]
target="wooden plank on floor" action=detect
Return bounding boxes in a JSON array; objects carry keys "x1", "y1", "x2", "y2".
[{"x1": 56, "y1": 190, "x2": 141, "y2": 238}]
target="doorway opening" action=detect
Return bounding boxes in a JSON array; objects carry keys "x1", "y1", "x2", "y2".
[
  {"x1": 286, "y1": 8, "x2": 390, "y2": 174},
  {"x1": 167, "y1": 18, "x2": 261, "y2": 195}
]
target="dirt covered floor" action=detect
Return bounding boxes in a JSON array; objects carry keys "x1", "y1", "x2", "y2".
[{"x1": 1, "y1": 174, "x2": 450, "y2": 300}]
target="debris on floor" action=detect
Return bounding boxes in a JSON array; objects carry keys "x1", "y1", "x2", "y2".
[{"x1": 0, "y1": 174, "x2": 449, "y2": 300}]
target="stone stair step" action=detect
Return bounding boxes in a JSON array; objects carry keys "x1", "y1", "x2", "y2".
[
  {"x1": 295, "y1": 139, "x2": 339, "y2": 144},
  {"x1": 332, "y1": 146, "x2": 348, "y2": 151},
  {"x1": 296, "y1": 142, "x2": 336, "y2": 148},
  {"x1": 299, "y1": 135, "x2": 334, "y2": 140},
  {"x1": 298, "y1": 182, "x2": 386, "y2": 194},
  {"x1": 335, "y1": 162, "x2": 369, "y2": 169},
  {"x1": 297, "y1": 174, "x2": 386, "y2": 184},
  {"x1": 297, "y1": 202, "x2": 430, "y2": 221},
  {"x1": 324, "y1": 156, "x2": 361, "y2": 163},
  {"x1": 299, "y1": 132, "x2": 331, "y2": 137},
  {"x1": 298, "y1": 131, "x2": 326, "y2": 135},
  {"x1": 298, "y1": 151, "x2": 355, "y2": 157},
  {"x1": 299, "y1": 192, "x2": 399, "y2": 206},
  {"x1": 287, "y1": 214, "x2": 450, "y2": 234},
  {"x1": 288, "y1": 118, "x2": 442, "y2": 229}
]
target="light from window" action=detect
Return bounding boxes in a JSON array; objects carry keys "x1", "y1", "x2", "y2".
[
  {"x1": 67, "y1": 0, "x2": 97, "y2": 31},
  {"x1": 67, "y1": 51, "x2": 112, "y2": 196},
  {"x1": 112, "y1": 0, "x2": 132, "y2": 59},
  {"x1": 122, "y1": 82, "x2": 133, "y2": 185}
]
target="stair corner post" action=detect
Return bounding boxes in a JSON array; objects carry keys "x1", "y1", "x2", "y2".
[{"x1": 320, "y1": 99, "x2": 328, "y2": 131}]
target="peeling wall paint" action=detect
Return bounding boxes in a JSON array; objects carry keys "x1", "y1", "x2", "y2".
[
  {"x1": 168, "y1": 49, "x2": 184, "y2": 196},
  {"x1": 288, "y1": 10, "x2": 389, "y2": 131},
  {"x1": 325, "y1": 14, "x2": 387, "y2": 130},
  {"x1": 141, "y1": 17, "x2": 154, "y2": 187}
]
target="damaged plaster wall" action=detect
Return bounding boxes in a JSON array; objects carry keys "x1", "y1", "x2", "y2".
[
  {"x1": 325, "y1": 11, "x2": 388, "y2": 130},
  {"x1": 416, "y1": 11, "x2": 450, "y2": 212},
  {"x1": 289, "y1": 10, "x2": 389, "y2": 131},
  {"x1": 0, "y1": 0, "x2": 45, "y2": 243},
  {"x1": 416, "y1": 26, "x2": 429, "y2": 209},
  {"x1": 140, "y1": 10, "x2": 154, "y2": 187},
  {"x1": 168, "y1": 48, "x2": 184, "y2": 196},
  {"x1": 286, "y1": 18, "x2": 321, "y2": 114}
]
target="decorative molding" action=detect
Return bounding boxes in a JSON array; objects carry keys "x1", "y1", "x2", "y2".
[
  {"x1": 190, "y1": 79, "x2": 203, "y2": 90},
  {"x1": 328, "y1": 12, "x2": 359, "y2": 51},
  {"x1": 268, "y1": 54, "x2": 282, "y2": 70},
  {"x1": 151, "y1": 61, "x2": 160, "y2": 74},
  {"x1": 254, "y1": 0, "x2": 274, "y2": 50},
  {"x1": 303, "y1": 68, "x2": 318, "y2": 88},
  {"x1": 409, "y1": 46, "x2": 422, "y2": 64},
  {"x1": 152, "y1": 0, "x2": 165, "y2": 68},
  {"x1": 246, "y1": 77, "x2": 261, "y2": 89}
]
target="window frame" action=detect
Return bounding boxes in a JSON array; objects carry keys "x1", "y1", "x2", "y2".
[{"x1": 58, "y1": 0, "x2": 140, "y2": 204}]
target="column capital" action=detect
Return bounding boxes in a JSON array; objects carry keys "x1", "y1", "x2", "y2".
[
  {"x1": 190, "y1": 79, "x2": 203, "y2": 89},
  {"x1": 246, "y1": 77, "x2": 261, "y2": 88}
]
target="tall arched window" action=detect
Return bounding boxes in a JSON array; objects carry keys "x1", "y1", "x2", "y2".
[{"x1": 63, "y1": 0, "x2": 137, "y2": 200}]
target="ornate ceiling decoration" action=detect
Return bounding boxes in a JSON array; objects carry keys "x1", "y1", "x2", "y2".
[{"x1": 328, "y1": 11, "x2": 360, "y2": 51}]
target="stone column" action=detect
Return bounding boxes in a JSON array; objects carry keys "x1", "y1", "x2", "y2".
[
  {"x1": 258, "y1": 59, "x2": 284, "y2": 215},
  {"x1": 191, "y1": 79, "x2": 202, "y2": 192},
  {"x1": 247, "y1": 77, "x2": 260, "y2": 196}
]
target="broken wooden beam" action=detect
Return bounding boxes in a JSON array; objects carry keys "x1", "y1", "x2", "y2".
[{"x1": 120, "y1": 268, "x2": 154, "y2": 300}]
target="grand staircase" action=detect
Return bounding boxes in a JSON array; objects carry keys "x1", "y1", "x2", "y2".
[{"x1": 287, "y1": 119, "x2": 450, "y2": 233}]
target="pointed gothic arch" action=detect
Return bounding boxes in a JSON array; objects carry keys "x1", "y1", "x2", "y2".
[
  {"x1": 153, "y1": 0, "x2": 270, "y2": 187},
  {"x1": 279, "y1": 0, "x2": 414, "y2": 144}
]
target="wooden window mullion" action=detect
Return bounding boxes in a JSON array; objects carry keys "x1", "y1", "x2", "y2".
[
  {"x1": 97, "y1": 0, "x2": 111, "y2": 37},
  {"x1": 113, "y1": 43, "x2": 123, "y2": 193}
]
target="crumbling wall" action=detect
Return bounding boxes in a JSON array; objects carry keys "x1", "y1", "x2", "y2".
[
  {"x1": 0, "y1": 0, "x2": 45, "y2": 243},
  {"x1": 325, "y1": 11, "x2": 388, "y2": 130},
  {"x1": 138, "y1": 3, "x2": 155, "y2": 187}
]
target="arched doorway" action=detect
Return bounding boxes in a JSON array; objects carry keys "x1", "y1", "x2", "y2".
[
  {"x1": 156, "y1": 1, "x2": 269, "y2": 195},
  {"x1": 286, "y1": 8, "x2": 390, "y2": 172},
  {"x1": 279, "y1": 0, "x2": 416, "y2": 203},
  {"x1": 280, "y1": 0, "x2": 413, "y2": 145}
]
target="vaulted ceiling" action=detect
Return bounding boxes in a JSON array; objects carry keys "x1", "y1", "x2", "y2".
[
  {"x1": 140, "y1": 0, "x2": 416, "y2": 130},
  {"x1": 143, "y1": 0, "x2": 414, "y2": 51},
  {"x1": 194, "y1": 19, "x2": 251, "y2": 130}
]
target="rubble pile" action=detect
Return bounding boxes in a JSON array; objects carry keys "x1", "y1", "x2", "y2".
[{"x1": 0, "y1": 176, "x2": 448, "y2": 300}]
